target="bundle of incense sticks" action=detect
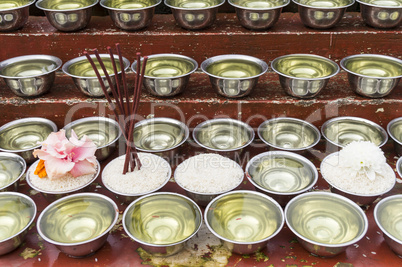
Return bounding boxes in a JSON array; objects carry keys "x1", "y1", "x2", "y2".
[{"x1": 84, "y1": 44, "x2": 148, "y2": 174}]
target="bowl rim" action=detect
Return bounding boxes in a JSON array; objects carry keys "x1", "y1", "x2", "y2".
[
  {"x1": 63, "y1": 116, "x2": 122, "y2": 150},
  {"x1": 192, "y1": 118, "x2": 255, "y2": 152},
  {"x1": 131, "y1": 53, "x2": 198, "y2": 79},
  {"x1": 320, "y1": 152, "x2": 396, "y2": 197},
  {"x1": 204, "y1": 189, "x2": 285, "y2": 245},
  {"x1": 374, "y1": 194, "x2": 402, "y2": 245},
  {"x1": 340, "y1": 54, "x2": 402, "y2": 79},
  {"x1": 36, "y1": 0, "x2": 99, "y2": 12},
  {"x1": 292, "y1": 0, "x2": 355, "y2": 9},
  {"x1": 173, "y1": 153, "x2": 245, "y2": 196},
  {"x1": 100, "y1": 0, "x2": 162, "y2": 10},
  {"x1": 257, "y1": 117, "x2": 321, "y2": 151},
  {"x1": 356, "y1": 0, "x2": 402, "y2": 8},
  {"x1": 321, "y1": 116, "x2": 389, "y2": 148},
  {"x1": 0, "y1": 117, "x2": 58, "y2": 153},
  {"x1": 0, "y1": 55, "x2": 62, "y2": 79},
  {"x1": 164, "y1": 0, "x2": 225, "y2": 10},
  {"x1": 0, "y1": 0, "x2": 36, "y2": 11},
  {"x1": 387, "y1": 117, "x2": 402, "y2": 146},
  {"x1": 101, "y1": 153, "x2": 172, "y2": 197},
  {"x1": 0, "y1": 192, "x2": 37, "y2": 243},
  {"x1": 245, "y1": 151, "x2": 318, "y2": 196},
  {"x1": 133, "y1": 117, "x2": 190, "y2": 153},
  {"x1": 122, "y1": 191, "x2": 203, "y2": 247},
  {"x1": 26, "y1": 159, "x2": 101, "y2": 194},
  {"x1": 201, "y1": 54, "x2": 269, "y2": 80},
  {"x1": 284, "y1": 191, "x2": 369, "y2": 247},
  {"x1": 271, "y1": 53, "x2": 340, "y2": 80},
  {"x1": 228, "y1": 0, "x2": 291, "y2": 10},
  {"x1": 0, "y1": 152, "x2": 27, "y2": 190},
  {"x1": 397, "y1": 156, "x2": 402, "y2": 179},
  {"x1": 62, "y1": 53, "x2": 130, "y2": 79},
  {"x1": 36, "y1": 192, "x2": 119, "y2": 246}
]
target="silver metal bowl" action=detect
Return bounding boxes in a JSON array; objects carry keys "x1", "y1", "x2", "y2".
[
  {"x1": 101, "y1": 0, "x2": 161, "y2": 30},
  {"x1": 357, "y1": 0, "x2": 402, "y2": 28},
  {"x1": 205, "y1": 190, "x2": 284, "y2": 254},
  {"x1": 0, "y1": 117, "x2": 57, "y2": 164},
  {"x1": 387, "y1": 117, "x2": 402, "y2": 156},
  {"x1": 63, "y1": 54, "x2": 130, "y2": 97},
  {"x1": 285, "y1": 191, "x2": 368, "y2": 257},
  {"x1": 0, "y1": 192, "x2": 36, "y2": 256},
  {"x1": 63, "y1": 117, "x2": 122, "y2": 161},
  {"x1": 0, "y1": 55, "x2": 62, "y2": 97},
  {"x1": 340, "y1": 54, "x2": 402, "y2": 98},
  {"x1": 397, "y1": 156, "x2": 402, "y2": 178},
  {"x1": 0, "y1": 152, "x2": 26, "y2": 192},
  {"x1": 228, "y1": 0, "x2": 290, "y2": 30},
  {"x1": 374, "y1": 194, "x2": 402, "y2": 256},
  {"x1": 321, "y1": 116, "x2": 388, "y2": 152},
  {"x1": 36, "y1": 0, "x2": 99, "y2": 32},
  {"x1": 245, "y1": 151, "x2": 318, "y2": 206},
  {"x1": 123, "y1": 192, "x2": 202, "y2": 256},
  {"x1": 201, "y1": 54, "x2": 268, "y2": 98},
  {"x1": 293, "y1": 0, "x2": 355, "y2": 29},
  {"x1": 0, "y1": 0, "x2": 35, "y2": 32},
  {"x1": 165, "y1": 0, "x2": 225, "y2": 30},
  {"x1": 258, "y1": 117, "x2": 321, "y2": 152},
  {"x1": 131, "y1": 53, "x2": 198, "y2": 97},
  {"x1": 271, "y1": 54, "x2": 339, "y2": 98},
  {"x1": 37, "y1": 193, "x2": 119, "y2": 258}
]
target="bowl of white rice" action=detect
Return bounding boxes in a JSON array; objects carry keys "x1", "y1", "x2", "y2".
[
  {"x1": 101, "y1": 153, "x2": 171, "y2": 203},
  {"x1": 174, "y1": 153, "x2": 244, "y2": 206}
]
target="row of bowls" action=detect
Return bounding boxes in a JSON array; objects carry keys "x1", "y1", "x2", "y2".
[
  {"x1": 0, "y1": 53, "x2": 401, "y2": 99},
  {"x1": 1, "y1": 0, "x2": 401, "y2": 32}
]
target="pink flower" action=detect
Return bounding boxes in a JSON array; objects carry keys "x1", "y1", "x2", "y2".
[{"x1": 33, "y1": 129, "x2": 97, "y2": 180}]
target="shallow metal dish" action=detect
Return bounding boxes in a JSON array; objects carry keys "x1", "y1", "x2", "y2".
[
  {"x1": 387, "y1": 117, "x2": 402, "y2": 156},
  {"x1": 357, "y1": 0, "x2": 402, "y2": 28},
  {"x1": 0, "y1": 0, "x2": 35, "y2": 32},
  {"x1": 0, "y1": 152, "x2": 26, "y2": 192}
]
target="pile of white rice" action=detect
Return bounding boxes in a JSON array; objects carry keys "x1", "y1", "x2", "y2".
[
  {"x1": 102, "y1": 153, "x2": 170, "y2": 194},
  {"x1": 174, "y1": 153, "x2": 244, "y2": 194}
]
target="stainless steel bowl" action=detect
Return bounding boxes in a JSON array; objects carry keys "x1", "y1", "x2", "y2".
[
  {"x1": 26, "y1": 160, "x2": 101, "y2": 202},
  {"x1": 123, "y1": 192, "x2": 202, "y2": 256},
  {"x1": 285, "y1": 191, "x2": 368, "y2": 257},
  {"x1": 258, "y1": 117, "x2": 321, "y2": 152},
  {"x1": 0, "y1": 117, "x2": 57, "y2": 164},
  {"x1": 165, "y1": 0, "x2": 225, "y2": 30},
  {"x1": 63, "y1": 54, "x2": 130, "y2": 97},
  {"x1": 131, "y1": 54, "x2": 198, "y2": 97},
  {"x1": 63, "y1": 117, "x2": 122, "y2": 161},
  {"x1": 0, "y1": 55, "x2": 62, "y2": 97},
  {"x1": 245, "y1": 151, "x2": 318, "y2": 206},
  {"x1": 0, "y1": 152, "x2": 26, "y2": 192},
  {"x1": 205, "y1": 190, "x2": 284, "y2": 254},
  {"x1": 0, "y1": 192, "x2": 36, "y2": 256},
  {"x1": 293, "y1": 0, "x2": 355, "y2": 29},
  {"x1": 100, "y1": 0, "x2": 161, "y2": 30},
  {"x1": 228, "y1": 0, "x2": 290, "y2": 30},
  {"x1": 387, "y1": 117, "x2": 402, "y2": 156},
  {"x1": 321, "y1": 116, "x2": 388, "y2": 152},
  {"x1": 36, "y1": 0, "x2": 99, "y2": 32},
  {"x1": 37, "y1": 193, "x2": 119, "y2": 257},
  {"x1": 374, "y1": 195, "x2": 402, "y2": 256},
  {"x1": 340, "y1": 54, "x2": 402, "y2": 98},
  {"x1": 201, "y1": 54, "x2": 268, "y2": 98},
  {"x1": 397, "y1": 156, "x2": 402, "y2": 178},
  {"x1": 0, "y1": 0, "x2": 35, "y2": 32},
  {"x1": 271, "y1": 54, "x2": 339, "y2": 98},
  {"x1": 357, "y1": 0, "x2": 402, "y2": 28}
]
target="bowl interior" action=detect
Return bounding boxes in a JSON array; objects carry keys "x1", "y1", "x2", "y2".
[
  {"x1": 0, "y1": 194, "x2": 35, "y2": 241},
  {"x1": 0, "y1": 154, "x2": 25, "y2": 189},
  {"x1": 166, "y1": 0, "x2": 222, "y2": 8},
  {"x1": 343, "y1": 56, "x2": 402, "y2": 78},
  {"x1": 259, "y1": 119, "x2": 319, "y2": 149},
  {"x1": 124, "y1": 194, "x2": 202, "y2": 245},
  {"x1": 375, "y1": 197, "x2": 402, "y2": 243},
  {"x1": 37, "y1": 0, "x2": 97, "y2": 10},
  {"x1": 206, "y1": 58, "x2": 264, "y2": 78},
  {"x1": 143, "y1": 57, "x2": 196, "y2": 78},
  {"x1": 389, "y1": 119, "x2": 402, "y2": 143},
  {"x1": 0, "y1": 0, "x2": 34, "y2": 10},
  {"x1": 273, "y1": 55, "x2": 338, "y2": 79},
  {"x1": 0, "y1": 58, "x2": 59, "y2": 78},
  {"x1": 206, "y1": 192, "x2": 283, "y2": 242},
  {"x1": 230, "y1": 0, "x2": 288, "y2": 8},
  {"x1": 67, "y1": 57, "x2": 125, "y2": 77},
  {"x1": 0, "y1": 121, "x2": 54, "y2": 151},
  {"x1": 103, "y1": 0, "x2": 159, "y2": 9},
  {"x1": 39, "y1": 194, "x2": 117, "y2": 244},
  {"x1": 286, "y1": 193, "x2": 366, "y2": 245},
  {"x1": 358, "y1": 0, "x2": 402, "y2": 7},
  {"x1": 248, "y1": 154, "x2": 315, "y2": 193}
]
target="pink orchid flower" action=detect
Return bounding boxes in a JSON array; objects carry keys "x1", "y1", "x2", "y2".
[{"x1": 33, "y1": 129, "x2": 97, "y2": 180}]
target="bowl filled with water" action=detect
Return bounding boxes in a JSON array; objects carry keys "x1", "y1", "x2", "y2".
[{"x1": 0, "y1": 152, "x2": 26, "y2": 192}]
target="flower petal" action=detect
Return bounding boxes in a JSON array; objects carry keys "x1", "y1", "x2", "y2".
[
  {"x1": 44, "y1": 158, "x2": 75, "y2": 180},
  {"x1": 69, "y1": 160, "x2": 96, "y2": 178}
]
